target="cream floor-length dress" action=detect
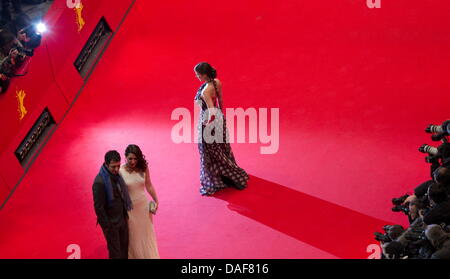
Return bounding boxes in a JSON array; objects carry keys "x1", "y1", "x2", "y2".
[{"x1": 120, "y1": 165, "x2": 160, "y2": 259}]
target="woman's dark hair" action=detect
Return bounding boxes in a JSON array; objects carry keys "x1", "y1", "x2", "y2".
[
  {"x1": 105, "y1": 150, "x2": 121, "y2": 165},
  {"x1": 194, "y1": 62, "x2": 217, "y2": 80},
  {"x1": 125, "y1": 144, "x2": 148, "y2": 172},
  {"x1": 194, "y1": 62, "x2": 219, "y2": 95}
]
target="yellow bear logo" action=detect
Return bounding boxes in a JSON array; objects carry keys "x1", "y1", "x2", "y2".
[
  {"x1": 16, "y1": 89, "x2": 27, "y2": 121},
  {"x1": 74, "y1": 2, "x2": 85, "y2": 33}
]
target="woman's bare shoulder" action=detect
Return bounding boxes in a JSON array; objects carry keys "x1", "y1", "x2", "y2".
[{"x1": 119, "y1": 164, "x2": 127, "y2": 174}]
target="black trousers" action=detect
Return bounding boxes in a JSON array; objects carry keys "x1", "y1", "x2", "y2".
[{"x1": 101, "y1": 221, "x2": 129, "y2": 259}]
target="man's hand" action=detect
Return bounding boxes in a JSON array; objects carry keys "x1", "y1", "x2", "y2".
[
  {"x1": 10, "y1": 49, "x2": 19, "y2": 58},
  {"x1": 0, "y1": 74, "x2": 8, "y2": 81},
  {"x1": 409, "y1": 203, "x2": 418, "y2": 220},
  {"x1": 418, "y1": 209, "x2": 425, "y2": 218},
  {"x1": 403, "y1": 195, "x2": 417, "y2": 205}
]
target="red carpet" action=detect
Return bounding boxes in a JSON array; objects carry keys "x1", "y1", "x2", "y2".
[{"x1": 0, "y1": 0, "x2": 450, "y2": 258}]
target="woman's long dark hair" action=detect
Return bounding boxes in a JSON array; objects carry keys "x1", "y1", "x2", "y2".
[
  {"x1": 194, "y1": 62, "x2": 219, "y2": 95},
  {"x1": 125, "y1": 144, "x2": 148, "y2": 172},
  {"x1": 194, "y1": 62, "x2": 217, "y2": 80}
]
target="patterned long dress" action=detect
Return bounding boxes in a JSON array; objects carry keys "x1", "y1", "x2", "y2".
[{"x1": 194, "y1": 82, "x2": 249, "y2": 196}]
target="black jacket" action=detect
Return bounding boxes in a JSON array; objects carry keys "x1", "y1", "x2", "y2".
[
  {"x1": 423, "y1": 200, "x2": 450, "y2": 226},
  {"x1": 92, "y1": 173, "x2": 128, "y2": 229},
  {"x1": 431, "y1": 239, "x2": 450, "y2": 259},
  {"x1": 414, "y1": 180, "x2": 434, "y2": 199}
]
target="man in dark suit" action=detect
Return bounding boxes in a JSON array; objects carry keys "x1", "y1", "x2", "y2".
[{"x1": 93, "y1": 150, "x2": 132, "y2": 259}]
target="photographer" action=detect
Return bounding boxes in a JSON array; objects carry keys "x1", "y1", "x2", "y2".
[
  {"x1": 404, "y1": 157, "x2": 450, "y2": 210},
  {"x1": 425, "y1": 225, "x2": 450, "y2": 259},
  {"x1": 423, "y1": 183, "x2": 450, "y2": 226},
  {"x1": 397, "y1": 217, "x2": 435, "y2": 258},
  {"x1": 381, "y1": 241, "x2": 407, "y2": 259},
  {"x1": 15, "y1": 25, "x2": 41, "y2": 57},
  {"x1": 408, "y1": 195, "x2": 427, "y2": 222},
  {"x1": 400, "y1": 180, "x2": 432, "y2": 223},
  {"x1": 431, "y1": 143, "x2": 450, "y2": 181},
  {"x1": 434, "y1": 167, "x2": 450, "y2": 191}
]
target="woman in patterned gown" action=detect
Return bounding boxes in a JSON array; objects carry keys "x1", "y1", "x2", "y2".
[
  {"x1": 119, "y1": 144, "x2": 160, "y2": 258},
  {"x1": 193, "y1": 62, "x2": 249, "y2": 196}
]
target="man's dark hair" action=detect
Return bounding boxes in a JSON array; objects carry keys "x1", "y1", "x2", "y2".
[
  {"x1": 436, "y1": 167, "x2": 450, "y2": 186},
  {"x1": 438, "y1": 143, "x2": 450, "y2": 160},
  {"x1": 105, "y1": 150, "x2": 121, "y2": 165},
  {"x1": 387, "y1": 225, "x2": 405, "y2": 240},
  {"x1": 384, "y1": 241, "x2": 405, "y2": 259},
  {"x1": 20, "y1": 25, "x2": 41, "y2": 49},
  {"x1": 428, "y1": 183, "x2": 448, "y2": 204}
]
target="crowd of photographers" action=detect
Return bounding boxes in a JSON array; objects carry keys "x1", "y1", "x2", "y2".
[
  {"x1": 375, "y1": 120, "x2": 450, "y2": 259},
  {"x1": 0, "y1": 0, "x2": 44, "y2": 93}
]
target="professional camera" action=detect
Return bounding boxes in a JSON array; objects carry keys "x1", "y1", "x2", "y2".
[
  {"x1": 12, "y1": 44, "x2": 33, "y2": 58},
  {"x1": 374, "y1": 231, "x2": 391, "y2": 242},
  {"x1": 392, "y1": 204, "x2": 409, "y2": 215},
  {"x1": 374, "y1": 225, "x2": 405, "y2": 243},
  {"x1": 419, "y1": 144, "x2": 438, "y2": 156},
  {"x1": 419, "y1": 144, "x2": 440, "y2": 164},
  {"x1": 403, "y1": 229, "x2": 435, "y2": 258},
  {"x1": 392, "y1": 194, "x2": 409, "y2": 205},
  {"x1": 391, "y1": 194, "x2": 410, "y2": 215},
  {"x1": 9, "y1": 46, "x2": 27, "y2": 67},
  {"x1": 425, "y1": 121, "x2": 450, "y2": 142},
  {"x1": 404, "y1": 228, "x2": 425, "y2": 241}
]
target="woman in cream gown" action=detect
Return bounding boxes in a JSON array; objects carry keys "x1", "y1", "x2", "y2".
[{"x1": 119, "y1": 144, "x2": 160, "y2": 259}]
